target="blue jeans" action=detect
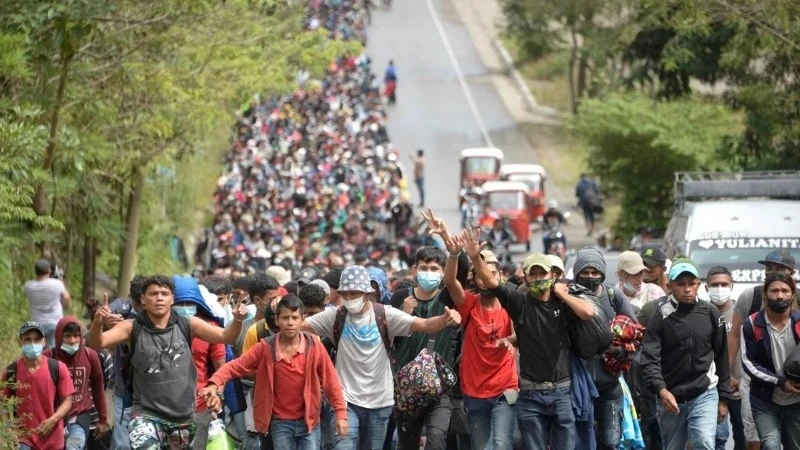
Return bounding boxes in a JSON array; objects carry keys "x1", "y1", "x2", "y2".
[
  {"x1": 41, "y1": 321, "x2": 57, "y2": 350},
  {"x1": 415, "y1": 178, "x2": 425, "y2": 206},
  {"x1": 516, "y1": 387, "x2": 575, "y2": 450},
  {"x1": 19, "y1": 445, "x2": 32, "y2": 450},
  {"x1": 752, "y1": 401, "x2": 800, "y2": 450},
  {"x1": 66, "y1": 422, "x2": 87, "y2": 450},
  {"x1": 111, "y1": 394, "x2": 132, "y2": 450},
  {"x1": 463, "y1": 394, "x2": 517, "y2": 450},
  {"x1": 333, "y1": 403, "x2": 393, "y2": 450},
  {"x1": 657, "y1": 388, "x2": 718, "y2": 450},
  {"x1": 715, "y1": 413, "x2": 729, "y2": 450},
  {"x1": 270, "y1": 418, "x2": 320, "y2": 450},
  {"x1": 594, "y1": 394, "x2": 622, "y2": 449}
]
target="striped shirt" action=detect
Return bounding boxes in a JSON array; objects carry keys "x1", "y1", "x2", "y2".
[{"x1": 23, "y1": 278, "x2": 66, "y2": 324}]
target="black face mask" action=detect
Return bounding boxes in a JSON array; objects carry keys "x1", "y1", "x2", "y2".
[
  {"x1": 576, "y1": 276, "x2": 603, "y2": 292},
  {"x1": 767, "y1": 299, "x2": 792, "y2": 313}
]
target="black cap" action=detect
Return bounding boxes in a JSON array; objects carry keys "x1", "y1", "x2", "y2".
[
  {"x1": 297, "y1": 277, "x2": 312, "y2": 287},
  {"x1": 641, "y1": 246, "x2": 667, "y2": 267},
  {"x1": 758, "y1": 250, "x2": 796, "y2": 270},
  {"x1": 19, "y1": 321, "x2": 44, "y2": 338},
  {"x1": 323, "y1": 268, "x2": 343, "y2": 290}
]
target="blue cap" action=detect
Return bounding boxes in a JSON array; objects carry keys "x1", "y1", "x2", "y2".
[{"x1": 669, "y1": 260, "x2": 700, "y2": 281}]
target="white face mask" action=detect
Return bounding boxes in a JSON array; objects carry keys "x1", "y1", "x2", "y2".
[
  {"x1": 344, "y1": 296, "x2": 365, "y2": 314},
  {"x1": 708, "y1": 287, "x2": 732, "y2": 305}
]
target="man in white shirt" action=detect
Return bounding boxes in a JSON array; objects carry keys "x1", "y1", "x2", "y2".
[{"x1": 23, "y1": 259, "x2": 71, "y2": 349}]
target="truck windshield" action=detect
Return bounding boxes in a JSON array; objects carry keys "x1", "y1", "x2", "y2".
[{"x1": 688, "y1": 242, "x2": 800, "y2": 283}]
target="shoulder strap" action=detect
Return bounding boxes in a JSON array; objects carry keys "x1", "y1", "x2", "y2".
[
  {"x1": 372, "y1": 302, "x2": 393, "y2": 357},
  {"x1": 332, "y1": 306, "x2": 349, "y2": 351},
  {"x1": 47, "y1": 358, "x2": 59, "y2": 387},
  {"x1": 5, "y1": 362, "x2": 17, "y2": 398},
  {"x1": 266, "y1": 335, "x2": 278, "y2": 362},
  {"x1": 176, "y1": 314, "x2": 192, "y2": 346},
  {"x1": 257, "y1": 320, "x2": 268, "y2": 341},
  {"x1": 750, "y1": 286, "x2": 763, "y2": 316}
]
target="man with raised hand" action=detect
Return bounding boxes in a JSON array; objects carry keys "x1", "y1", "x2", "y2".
[{"x1": 88, "y1": 275, "x2": 247, "y2": 449}]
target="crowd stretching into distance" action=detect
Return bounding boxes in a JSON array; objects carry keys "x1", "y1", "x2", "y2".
[{"x1": 5, "y1": 1, "x2": 800, "y2": 450}]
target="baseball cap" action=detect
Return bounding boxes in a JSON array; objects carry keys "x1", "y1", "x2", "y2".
[
  {"x1": 523, "y1": 254, "x2": 552, "y2": 274},
  {"x1": 310, "y1": 279, "x2": 331, "y2": 297},
  {"x1": 265, "y1": 265, "x2": 291, "y2": 286},
  {"x1": 480, "y1": 250, "x2": 499, "y2": 265},
  {"x1": 757, "y1": 250, "x2": 796, "y2": 270},
  {"x1": 668, "y1": 258, "x2": 700, "y2": 281},
  {"x1": 323, "y1": 268, "x2": 343, "y2": 290},
  {"x1": 338, "y1": 266, "x2": 374, "y2": 293},
  {"x1": 617, "y1": 251, "x2": 648, "y2": 275},
  {"x1": 641, "y1": 246, "x2": 667, "y2": 267},
  {"x1": 19, "y1": 321, "x2": 44, "y2": 338},
  {"x1": 547, "y1": 255, "x2": 565, "y2": 273}
]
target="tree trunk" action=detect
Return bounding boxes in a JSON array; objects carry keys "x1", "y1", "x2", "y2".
[
  {"x1": 568, "y1": 26, "x2": 579, "y2": 114},
  {"x1": 577, "y1": 52, "x2": 589, "y2": 100},
  {"x1": 33, "y1": 52, "x2": 73, "y2": 216},
  {"x1": 117, "y1": 167, "x2": 145, "y2": 297},
  {"x1": 82, "y1": 234, "x2": 96, "y2": 303}
]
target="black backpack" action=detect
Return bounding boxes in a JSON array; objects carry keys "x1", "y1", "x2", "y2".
[
  {"x1": 5, "y1": 358, "x2": 61, "y2": 416},
  {"x1": 749, "y1": 286, "x2": 764, "y2": 316}
]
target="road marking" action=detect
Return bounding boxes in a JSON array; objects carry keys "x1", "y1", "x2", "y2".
[{"x1": 424, "y1": 0, "x2": 495, "y2": 148}]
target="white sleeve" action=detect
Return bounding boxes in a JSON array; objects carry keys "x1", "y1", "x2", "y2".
[
  {"x1": 305, "y1": 308, "x2": 337, "y2": 341},
  {"x1": 385, "y1": 306, "x2": 414, "y2": 340}
]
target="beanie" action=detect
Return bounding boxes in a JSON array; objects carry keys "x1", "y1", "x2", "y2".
[{"x1": 573, "y1": 247, "x2": 606, "y2": 282}]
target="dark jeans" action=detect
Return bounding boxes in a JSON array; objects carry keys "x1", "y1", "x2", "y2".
[
  {"x1": 595, "y1": 394, "x2": 622, "y2": 449},
  {"x1": 516, "y1": 387, "x2": 575, "y2": 450},
  {"x1": 639, "y1": 391, "x2": 662, "y2": 450},
  {"x1": 727, "y1": 399, "x2": 745, "y2": 450},
  {"x1": 397, "y1": 395, "x2": 452, "y2": 450}
]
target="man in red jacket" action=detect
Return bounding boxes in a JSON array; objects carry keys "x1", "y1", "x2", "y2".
[
  {"x1": 201, "y1": 294, "x2": 348, "y2": 449},
  {"x1": 48, "y1": 317, "x2": 109, "y2": 450}
]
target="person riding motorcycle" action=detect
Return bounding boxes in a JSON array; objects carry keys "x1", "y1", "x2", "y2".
[
  {"x1": 482, "y1": 219, "x2": 516, "y2": 264},
  {"x1": 459, "y1": 181, "x2": 484, "y2": 228},
  {"x1": 542, "y1": 199, "x2": 568, "y2": 253}
]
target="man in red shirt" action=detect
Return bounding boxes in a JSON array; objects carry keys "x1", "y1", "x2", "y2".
[
  {"x1": 200, "y1": 294, "x2": 348, "y2": 449},
  {"x1": 47, "y1": 317, "x2": 108, "y2": 450},
  {"x1": 425, "y1": 210, "x2": 519, "y2": 450},
  {"x1": 3, "y1": 321, "x2": 74, "y2": 450}
]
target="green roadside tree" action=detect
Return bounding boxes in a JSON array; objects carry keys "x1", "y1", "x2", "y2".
[{"x1": 572, "y1": 93, "x2": 742, "y2": 236}]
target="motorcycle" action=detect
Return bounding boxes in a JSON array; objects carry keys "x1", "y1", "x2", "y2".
[
  {"x1": 543, "y1": 223, "x2": 567, "y2": 262},
  {"x1": 482, "y1": 228, "x2": 514, "y2": 265}
]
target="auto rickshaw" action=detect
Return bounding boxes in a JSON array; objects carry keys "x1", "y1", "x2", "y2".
[
  {"x1": 481, "y1": 181, "x2": 531, "y2": 251},
  {"x1": 500, "y1": 164, "x2": 547, "y2": 220},
  {"x1": 459, "y1": 148, "x2": 504, "y2": 188}
]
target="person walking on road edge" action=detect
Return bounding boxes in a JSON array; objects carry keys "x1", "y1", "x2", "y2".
[
  {"x1": 384, "y1": 60, "x2": 397, "y2": 105},
  {"x1": 412, "y1": 149, "x2": 425, "y2": 207}
]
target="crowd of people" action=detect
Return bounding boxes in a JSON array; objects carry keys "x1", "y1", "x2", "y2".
[{"x1": 8, "y1": 212, "x2": 800, "y2": 450}]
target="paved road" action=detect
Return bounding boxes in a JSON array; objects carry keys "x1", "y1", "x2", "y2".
[{"x1": 365, "y1": 0, "x2": 589, "y2": 256}]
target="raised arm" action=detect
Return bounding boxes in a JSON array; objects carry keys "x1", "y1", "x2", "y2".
[{"x1": 442, "y1": 234, "x2": 468, "y2": 308}]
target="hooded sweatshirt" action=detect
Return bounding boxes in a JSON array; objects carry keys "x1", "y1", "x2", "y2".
[{"x1": 49, "y1": 316, "x2": 108, "y2": 424}]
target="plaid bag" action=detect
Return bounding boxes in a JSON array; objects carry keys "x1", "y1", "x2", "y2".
[{"x1": 393, "y1": 346, "x2": 457, "y2": 425}]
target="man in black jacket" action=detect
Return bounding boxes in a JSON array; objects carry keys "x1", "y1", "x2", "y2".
[{"x1": 640, "y1": 258, "x2": 733, "y2": 450}]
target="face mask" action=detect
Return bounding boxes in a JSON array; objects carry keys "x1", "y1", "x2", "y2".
[
  {"x1": 244, "y1": 304, "x2": 257, "y2": 322},
  {"x1": 344, "y1": 296, "x2": 365, "y2": 314},
  {"x1": 707, "y1": 287, "x2": 732, "y2": 306},
  {"x1": 528, "y1": 278, "x2": 554, "y2": 298},
  {"x1": 622, "y1": 281, "x2": 640, "y2": 296},
  {"x1": 767, "y1": 298, "x2": 792, "y2": 314},
  {"x1": 22, "y1": 343, "x2": 44, "y2": 359},
  {"x1": 416, "y1": 272, "x2": 442, "y2": 292},
  {"x1": 174, "y1": 305, "x2": 197, "y2": 317},
  {"x1": 61, "y1": 343, "x2": 80, "y2": 355},
  {"x1": 576, "y1": 277, "x2": 603, "y2": 292}
]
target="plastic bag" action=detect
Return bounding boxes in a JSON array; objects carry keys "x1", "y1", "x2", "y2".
[
  {"x1": 568, "y1": 285, "x2": 612, "y2": 359},
  {"x1": 206, "y1": 418, "x2": 235, "y2": 450}
]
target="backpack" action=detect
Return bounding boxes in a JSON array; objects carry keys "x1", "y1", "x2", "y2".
[
  {"x1": 331, "y1": 303, "x2": 393, "y2": 360},
  {"x1": 122, "y1": 315, "x2": 191, "y2": 409},
  {"x1": 256, "y1": 319, "x2": 273, "y2": 341},
  {"x1": 749, "y1": 310, "x2": 800, "y2": 344},
  {"x1": 5, "y1": 358, "x2": 60, "y2": 416},
  {"x1": 748, "y1": 286, "x2": 764, "y2": 316}
]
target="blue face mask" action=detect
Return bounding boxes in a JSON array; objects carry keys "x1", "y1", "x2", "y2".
[
  {"x1": 61, "y1": 343, "x2": 80, "y2": 355},
  {"x1": 417, "y1": 272, "x2": 442, "y2": 292},
  {"x1": 174, "y1": 305, "x2": 197, "y2": 317},
  {"x1": 22, "y1": 343, "x2": 44, "y2": 359},
  {"x1": 244, "y1": 304, "x2": 257, "y2": 322}
]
